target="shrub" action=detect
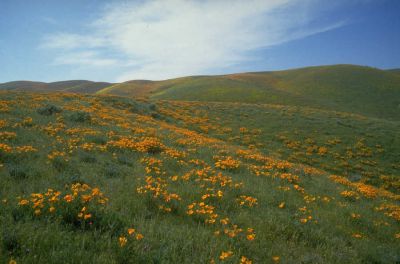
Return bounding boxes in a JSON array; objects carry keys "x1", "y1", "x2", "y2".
[
  {"x1": 148, "y1": 103, "x2": 156, "y2": 111},
  {"x1": 67, "y1": 111, "x2": 91, "y2": 123},
  {"x1": 6, "y1": 163, "x2": 38, "y2": 180},
  {"x1": 86, "y1": 134, "x2": 107, "y2": 145},
  {"x1": 37, "y1": 104, "x2": 62, "y2": 116}
]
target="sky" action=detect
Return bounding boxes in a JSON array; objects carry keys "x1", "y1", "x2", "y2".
[{"x1": 0, "y1": 0, "x2": 399, "y2": 83}]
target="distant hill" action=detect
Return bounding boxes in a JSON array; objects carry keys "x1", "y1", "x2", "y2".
[
  {"x1": 98, "y1": 65, "x2": 400, "y2": 120},
  {"x1": 387, "y1": 68, "x2": 400, "y2": 75},
  {"x1": 1, "y1": 64, "x2": 399, "y2": 120},
  {"x1": 0, "y1": 80, "x2": 113, "y2": 94}
]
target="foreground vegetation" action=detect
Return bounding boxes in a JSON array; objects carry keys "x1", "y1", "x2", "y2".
[{"x1": 0, "y1": 91, "x2": 399, "y2": 263}]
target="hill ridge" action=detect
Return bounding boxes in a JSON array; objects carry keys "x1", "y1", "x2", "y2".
[{"x1": 1, "y1": 64, "x2": 399, "y2": 120}]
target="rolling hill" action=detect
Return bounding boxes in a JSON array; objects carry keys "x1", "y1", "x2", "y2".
[
  {"x1": 97, "y1": 65, "x2": 400, "y2": 120},
  {"x1": 0, "y1": 80, "x2": 113, "y2": 94},
  {"x1": 1, "y1": 64, "x2": 400, "y2": 120}
]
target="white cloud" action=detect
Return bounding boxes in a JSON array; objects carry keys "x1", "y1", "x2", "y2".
[
  {"x1": 42, "y1": 0, "x2": 346, "y2": 81},
  {"x1": 41, "y1": 33, "x2": 106, "y2": 50},
  {"x1": 52, "y1": 51, "x2": 118, "y2": 67}
]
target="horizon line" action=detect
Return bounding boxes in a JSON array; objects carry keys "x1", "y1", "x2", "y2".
[{"x1": 1, "y1": 63, "x2": 399, "y2": 84}]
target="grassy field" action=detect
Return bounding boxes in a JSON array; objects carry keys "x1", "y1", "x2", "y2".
[
  {"x1": 0, "y1": 91, "x2": 399, "y2": 263},
  {"x1": 156, "y1": 101, "x2": 400, "y2": 192}
]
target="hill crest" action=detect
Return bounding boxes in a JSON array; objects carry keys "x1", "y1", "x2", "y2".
[{"x1": 1, "y1": 64, "x2": 399, "y2": 120}]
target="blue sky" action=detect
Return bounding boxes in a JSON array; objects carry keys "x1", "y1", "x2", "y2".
[{"x1": 0, "y1": 0, "x2": 399, "y2": 82}]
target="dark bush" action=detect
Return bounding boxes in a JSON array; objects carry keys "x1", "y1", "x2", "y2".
[
  {"x1": 37, "y1": 104, "x2": 62, "y2": 116},
  {"x1": 150, "y1": 112, "x2": 161, "y2": 119},
  {"x1": 148, "y1": 103, "x2": 156, "y2": 111},
  {"x1": 6, "y1": 163, "x2": 38, "y2": 180},
  {"x1": 67, "y1": 111, "x2": 91, "y2": 123},
  {"x1": 86, "y1": 134, "x2": 107, "y2": 145}
]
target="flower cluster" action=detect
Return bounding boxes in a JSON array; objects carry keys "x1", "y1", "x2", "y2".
[
  {"x1": 186, "y1": 202, "x2": 218, "y2": 224},
  {"x1": 219, "y1": 250, "x2": 233, "y2": 260},
  {"x1": 0, "y1": 143, "x2": 13, "y2": 153},
  {"x1": 375, "y1": 203, "x2": 400, "y2": 221},
  {"x1": 107, "y1": 136, "x2": 165, "y2": 154},
  {"x1": 0, "y1": 131, "x2": 16, "y2": 140},
  {"x1": 136, "y1": 176, "x2": 181, "y2": 212},
  {"x1": 17, "y1": 183, "x2": 108, "y2": 223},
  {"x1": 330, "y1": 175, "x2": 399, "y2": 201},
  {"x1": 236, "y1": 195, "x2": 258, "y2": 207},
  {"x1": 340, "y1": 190, "x2": 360, "y2": 200},
  {"x1": 47, "y1": 150, "x2": 68, "y2": 161},
  {"x1": 214, "y1": 156, "x2": 241, "y2": 170},
  {"x1": 118, "y1": 228, "x2": 144, "y2": 247}
]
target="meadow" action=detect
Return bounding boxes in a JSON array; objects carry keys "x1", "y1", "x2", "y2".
[{"x1": 0, "y1": 91, "x2": 399, "y2": 263}]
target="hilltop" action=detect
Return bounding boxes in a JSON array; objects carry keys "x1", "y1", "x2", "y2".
[
  {"x1": 0, "y1": 80, "x2": 112, "y2": 94},
  {"x1": 1, "y1": 65, "x2": 400, "y2": 120},
  {"x1": 107, "y1": 64, "x2": 400, "y2": 121}
]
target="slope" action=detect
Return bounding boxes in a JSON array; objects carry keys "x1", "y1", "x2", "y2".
[
  {"x1": 0, "y1": 80, "x2": 113, "y2": 93},
  {"x1": 98, "y1": 65, "x2": 400, "y2": 120},
  {"x1": 388, "y1": 68, "x2": 400, "y2": 75},
  {"x1": 0, "y1": 91, "x2": 399, "y2": 263},
  {"x1": 2, "y1": 64, "x2": 400, "y2": 120}
]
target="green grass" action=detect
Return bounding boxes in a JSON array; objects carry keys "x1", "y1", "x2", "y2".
[
  {"x1": 2, "y1": 64, "x2": 400, "y2": 120},
  {"x1": 157, "y1": 101, "x2": 400, "y2": 192},
  {"x1": 101, "y1": 65, "x2": 400, "y2": 121},
  {"x1": 0, "y1": 80, "x2": 112, "y2": 94},
  {"x1": 0, "y1": 91, "x2": 399, "y2": 263}
]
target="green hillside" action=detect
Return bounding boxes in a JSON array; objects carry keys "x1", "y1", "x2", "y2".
[
  {"x1": 97, "y1": 65, "x2": 400, "y2": 120},
  {"x1": 96, "y1": 77, "x2": 196, "y2": 97},
  {"x1": 388, "y1": 69, "x2": 400, "y2": 75},
  {"x1": 2, "y1": 65, "x2": 400, "y2": 120},
  {"x1": 0, "y1": 91, "x2": 399, "y2": 263},
  {"x1": 0, "y1": 80, "x2": 112, "y2": 94},
  {"x1": 0, "y1": 81, "x2": 48, "y2": 92},
  {"x1": 155, "y1": 65, "x2": 400, "y2": 120}
]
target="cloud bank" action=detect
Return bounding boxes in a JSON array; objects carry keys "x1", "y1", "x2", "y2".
[{"x1": 42, "y1": 0, "x2": 345, "y2": 81}]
